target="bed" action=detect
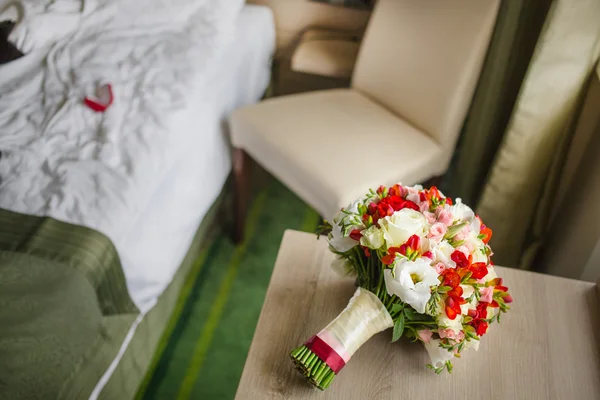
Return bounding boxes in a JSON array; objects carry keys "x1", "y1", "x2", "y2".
[{"x1": 0, "y1": 1, "x2": 275, "y2": 398}]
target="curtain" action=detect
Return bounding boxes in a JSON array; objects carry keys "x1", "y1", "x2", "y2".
[
  {"x1": 475, "y1": 0, "x2": 600, "y2": 268},
  {"x1": 538, "y1": 66, "x2": 600, "y2": 281},
  {"x1": 445, "y1": 0, "x2": 553, "y2": 206}
]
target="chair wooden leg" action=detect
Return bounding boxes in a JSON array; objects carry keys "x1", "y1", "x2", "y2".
[{"x1": 233, "y1": 148, "x2": 250, "y2": 244}]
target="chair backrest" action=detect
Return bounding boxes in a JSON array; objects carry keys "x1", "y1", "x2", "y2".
[{"x1": 352, "y1": 0, "x2": 499, "y2": 154}]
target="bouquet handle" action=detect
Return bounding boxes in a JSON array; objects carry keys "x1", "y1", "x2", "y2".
[{"x1": 290, "y1": 288, "x2": 393, "y2": 390}]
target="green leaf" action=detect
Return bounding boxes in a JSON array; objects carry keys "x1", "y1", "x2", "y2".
[
  {"x1": 316, "y1": 221, "x2": 333, "y2": 238},
  {"x1": 463, "y1": 324, "x2": 475, "y2": 332},
  {"x1": 392, "y1": 314, "x2": 405, "y2": 342},
  {"x1": 403, "y1": 307, "x2": 415, "y2": 320},
  {"x1": 451, "y1": 239, "x2": 465, "y2": 248},
  {"x1": 437, "y1": 285, "x2": 451, "y2": 294},
  {"x1": 460, "y1": 271, "x2": 472, "y2": 283},
  {"x1": 390, "y1": 303, "x2": 404, "y2": 315},
  {"x1": 445, "y1": 222, "x2": 467, "y2": 239}
]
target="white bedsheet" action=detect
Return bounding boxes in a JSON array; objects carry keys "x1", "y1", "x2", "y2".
[
  {"x1": 0, "y1": 0, "x2": 275, "y2": 312},
  {"x1": 121, "y1": 5, "x2": 275, "y2": 312},
  {"x1": 91, "y1": 8, "x2": 274, "y2": 397}
]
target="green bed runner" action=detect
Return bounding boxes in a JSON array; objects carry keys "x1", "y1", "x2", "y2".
[{"x1": 0, "y1": 209, "x2": 138, "y2": 399}]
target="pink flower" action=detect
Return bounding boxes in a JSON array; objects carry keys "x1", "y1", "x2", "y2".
[
  {"x1": 418, "y1": 329, "x2": 433, "y2": 344},
  {"x1": 464, "y1": 240, "x2": 475, "y2": 253},
  {"x1": 419, "y1": 201, "x2": 430, "y2": 213},
  {"x1": 436, "y1": 209, "x2": 454, "y2": 226},
  {"x1": 456, "y1": 245, "x2": 471, "y2": 258},
  {"x1": 480, "y1": 286, "x2": 494, "y2": 303},
  {"x1": 433, "y1": 262, "x2": 446, "y2": 274},
  {"x1": 423, "y1": 211, "x2": 437, "y2": 225},
  {"x1": 428, "y1": 223, "x2": 447, "y2": 243},
  {"x1": 406, "y1": 190, "x2": 421, "y2": 204},
  {"x1": 454, "y1": 225, "x2": 471, "y2": 242},
  {"x1": 438, "y1": 328, "x2": 465, "y2": 341}
]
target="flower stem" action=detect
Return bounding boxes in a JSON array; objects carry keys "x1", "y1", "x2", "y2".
[{"x1": 289, "y1": 345, "x2": 336, "y2": 390}]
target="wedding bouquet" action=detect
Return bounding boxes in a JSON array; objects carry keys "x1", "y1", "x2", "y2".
[{"x1": 290, "y1": 184, "x2": 512, "y2": 390}]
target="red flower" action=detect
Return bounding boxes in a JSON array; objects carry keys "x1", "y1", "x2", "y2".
[
  {"x1": 381, "y1": 195, "x2": 419, "y2": 213},
  {"x1": 388, "y1": 184, "x2": 402, "y2": 197},
  {"x1": 445, "y1": 295, "x2": 464, "y2": 320},
  {"x1": 363, "y1": 191, "x2": 419, "y2": 227},
  {"x1": 445, "y1": 197, "x2": 453, "y2": 206},
  {"x1": 382, "y1": 235, "x2": 422, "y2": 264},
  {"x1": 381, "y1": 246, "x2": 401, "y2": 265},
  {"x1": 451, "y1": 250, "x2": 471, "y2": 268},
  {"x1": 480, "y1": 226, "x2": 492, "y2": 244},
  {"x1": 377, "y1": 202, "x2": 394, "y2": 218},
  {"x1": 468, "y1": 302, "x2": 489, "y2": 320},
  {"x1": 398, "y1": 234, "x2": 421, "y2": 258},
  {"x1": 487, "y1": 278, "x2": 512, "y2": 306},
  {"x1": 469, "y1": 262, "x2": 488, "y2": 280},
  {"x1": 381, "y1": 254, "x2": 395, "y2": 265},
  {"x1": 406, "y1": 235, "x2": 420, "y2": 250},
  {"x1": 441, "y1": 269, "x2": 461, "y2": 288},
  {"x1": 472, "y1": 319, "x2": 489, "y2": 336},
  {"x1": 443, "y1": 269, "x2": 466, "y2": 321},
  {"x1": 448, "y1": 285, "x2": 463, "y2": 298},
  {"x1": 349, "y1": 229, "x2": 362, "y2": 241},
  {"x1": 368, "y1": 202, "x2": 378, "y2": 215},
  {"x1": 422, "y1": 250, "x2": 433, "y2": 259},
  {"x1": 363, "y1": 247, "x2": 371, "y2": 257}
]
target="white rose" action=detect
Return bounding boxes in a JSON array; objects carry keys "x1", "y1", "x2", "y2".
[
  {"x1": 329, "y1": 222, "x2": 358, "y2": 253},
  {"x1": 423, "y1": 339, "x2": 455, "y2": 368},
  {"x1": 464, "y1": 230, "x2": 487, "y2": 263},
  {"x1": 444, "y1": 198, "x2": 475, "y2": 223},
  {"x1": 345, "y1": 198, "x2": 363, "y2": 215},
  {"x1": 331, "y1": 256, "x2": 355, "y2": 277},
  {"x1": 384, "y1": 258, "x2": 439, "y2": 313},
  {"x1": 432, "y1": 241, "x2": 456, "y2": 268},
  {"x1": 379, "y1": 209, "x2": 428, "y2": 249},
  {"x1": 471, "y1": 246, "x2": 488, "y2": 264},
  {"x1": 462, "y1": 339, "x2": 480, "y2": 352},
  {"x1": 359, "y1": 225, "x2": 385, "y2": 249},
  {"x1": 469, "y1": 217, "x2": 481, "y2": 233},
  {"x1": 483, "y1": 265, "x2": 498, "y2": 283},
  {"x1": 437, "y1": 312, "x2": 463, "y2": 334},
  {"x1": 460, "y1": 285, "x2": 476, "y2": 314}
]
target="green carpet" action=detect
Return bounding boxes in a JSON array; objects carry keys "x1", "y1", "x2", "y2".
[{"x1": 139, "y1": 178, "x2": 320, "y2": 400}]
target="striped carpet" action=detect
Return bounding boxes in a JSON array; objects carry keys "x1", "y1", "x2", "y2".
[{"x1": 137, "y1": 178, "x2": 320, "y2": 400}]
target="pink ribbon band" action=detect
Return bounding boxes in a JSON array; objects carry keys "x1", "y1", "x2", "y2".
[{"x1": 304, "y1": 335, "x2": 346, "y2": 374}]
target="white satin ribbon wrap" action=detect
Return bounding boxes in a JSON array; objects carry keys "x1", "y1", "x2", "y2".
[{"x1": 317, "y1": 288, "x2": 393, "y2": 362}]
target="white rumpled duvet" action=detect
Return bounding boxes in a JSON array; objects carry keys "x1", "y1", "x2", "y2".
[{"x1": 0, "y1": 0, "x2": 244, "y2": 306}]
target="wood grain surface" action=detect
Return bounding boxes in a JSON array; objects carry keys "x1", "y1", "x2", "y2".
[{"x1": 235, "y1": 230, "x2": 600, "y2": 399}]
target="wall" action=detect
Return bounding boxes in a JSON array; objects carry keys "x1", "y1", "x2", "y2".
[
  {"x1": 247, "y1": 0, "x2": 371, "y2": 58},
  {"x1": 539, "y1": 64, "x2": 600, "y2": 281}
]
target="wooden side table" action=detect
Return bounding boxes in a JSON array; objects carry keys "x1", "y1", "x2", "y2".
[{"x1": 235, "y1": 230, "x2": 600, "y2": 399}]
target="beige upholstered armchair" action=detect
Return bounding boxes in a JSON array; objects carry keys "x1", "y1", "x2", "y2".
[{"x1": 229, "y1": 0, "x2": 500, "y2": 242}]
